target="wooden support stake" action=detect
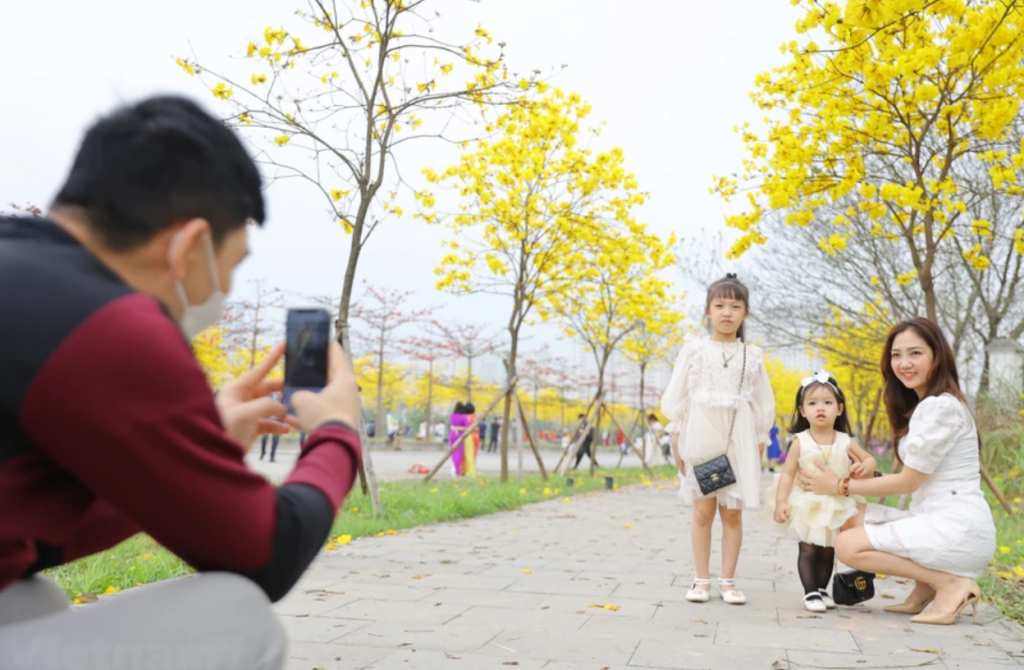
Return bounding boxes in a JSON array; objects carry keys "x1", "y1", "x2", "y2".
[
  {"x1": 602, "y1": 405, "x2": 655, "y2": 479},
  {"x1": 981, "y1": 462, "x2": 1014, "y2": 514},
  {"x1": 424, "y1": 377, "x2": 519, "y2": 483},
  {"x1": 514, "y1": 391, "x2": 548, "y2": 481}
]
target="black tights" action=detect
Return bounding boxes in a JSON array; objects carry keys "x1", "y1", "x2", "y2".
[{"x1": 798, "y1": 542, "x2": 835, "y2": 595}]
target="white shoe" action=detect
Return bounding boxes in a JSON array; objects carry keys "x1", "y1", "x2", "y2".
[
  {"x1": 818, "y1": 588, "x2": 836, "y2": 609},
  {"x1": 803, "y1": 592, "x2": 828, "y2": 613},
  {"x1": 718, "y1": 578, "x2": 747, "y2": 605},
  {"x1": 686, "y1": 577, "x2": 711, "y2": 603}
]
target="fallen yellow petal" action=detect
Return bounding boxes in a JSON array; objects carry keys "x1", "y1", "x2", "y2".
[
  {"x1": 325, "y1": 543, "x2": 338, "y2": 551},
  {"x1": 521, "y1": 568, "x2": 532, "y2": 574},
  {"x1": 103, "y1": 586, "x2": 121, "y2": 595},
  {"x1": 624, "y1": 524, "x2": 633, "y2": 529},
  {"x1": 562, "y1": 497, "x2": 571, "y2": 503},
  {"x1": 336, "y1": 534, "x2": 352, "y2": 545}
]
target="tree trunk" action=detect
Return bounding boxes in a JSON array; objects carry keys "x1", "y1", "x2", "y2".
[
  {"x1": 638, "y1": 361, "x2": 647, "y2": 418},
  {"x1": 426, "y1": 358, "x2": 434, "y2": 440},
  {"x1": 466, "y1": 354, "x2": 473, "y2": 404},
  {"x1": 499, "y1": 305, "x2": 523, "y2": 483},
  {"x1": 338, "y1": 322, "x2": 382, "y2": 516},
  {"x1": 334, "y1": 225, "x2": 365, "y2": 342},
  {"x1": 376, "y1": 336, "x2": 386, "y2": 445}
]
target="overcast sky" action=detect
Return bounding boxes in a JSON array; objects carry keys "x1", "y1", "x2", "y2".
[{"x1": 2, "y1": 0, "x2": 802, "y2": 389}]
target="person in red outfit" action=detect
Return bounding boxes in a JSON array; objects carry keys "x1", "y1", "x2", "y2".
[{"x1": 0, "y1": 96, "x2": 363, "y2": 670}]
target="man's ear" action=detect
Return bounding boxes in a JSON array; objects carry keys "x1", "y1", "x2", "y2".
[{"x1": 166, "y1": 218, "x2": 211, "y2": 280}]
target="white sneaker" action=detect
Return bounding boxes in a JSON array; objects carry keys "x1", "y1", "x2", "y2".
[
  {"x1": 718, "y1": 578, "x2": 747, "y2": 605},
  {"x1": 803, "y1": 593, "x2": 828, "y2": 613},
  {"x1": 818, "y1": 588, "x2": 836, "y2": 609},
  {"x1": 686, "y1": 578, "x2": 711, "y2": 603}
]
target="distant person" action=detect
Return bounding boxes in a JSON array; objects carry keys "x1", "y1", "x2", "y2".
[
  {"x1": 478, "y1": 417, "x2": 487, "y2": 451},
  {"x1": 571, "y1": 413, "x2": 598, "y2": 470},
  {"x1": 489, "y1": 417, "x2": 500, "y2": 452},
  {"x1": 450, "y1": 402, "x2": 469, "y2": 476},
  {"x1": 766, "y1": 424, "x2": 782, "y2": 472}
]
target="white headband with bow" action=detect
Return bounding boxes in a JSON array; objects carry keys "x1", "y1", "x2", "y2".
[{"x1": 800, "y1": 371, "x2": 839, "y2": 396}]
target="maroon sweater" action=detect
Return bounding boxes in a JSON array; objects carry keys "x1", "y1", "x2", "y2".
[{"x1": 0, "y1": 217, "x2": 360, "y2": 601}]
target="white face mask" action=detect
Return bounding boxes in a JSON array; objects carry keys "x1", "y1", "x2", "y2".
[{"x1": 172, "y1": 232, "x2": 226, "y2": 340}]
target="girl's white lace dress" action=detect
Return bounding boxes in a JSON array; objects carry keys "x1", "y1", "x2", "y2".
[{"x1": 661, "y1": 338, "x2": 775, "y2": 510}]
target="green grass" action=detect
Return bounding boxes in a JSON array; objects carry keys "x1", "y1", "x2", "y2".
[
  {"x1": 47, "y1": 465, "x2": 678, "y2": 600},
  {"x1": 976, "y1": 402, "x2": 1024, "y2": 625}
]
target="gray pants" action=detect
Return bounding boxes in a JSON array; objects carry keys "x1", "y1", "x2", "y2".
[{"x1": 0, "y1": 573, "x2": 286, "y2": 670}]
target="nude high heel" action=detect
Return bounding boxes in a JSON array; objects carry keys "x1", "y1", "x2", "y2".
[
  {"x1": 884, "y1": 591, "x2": 936, "y2": 614},
  {"x1": 910, "y1": 581, "x2": 980, "y2": 626}
]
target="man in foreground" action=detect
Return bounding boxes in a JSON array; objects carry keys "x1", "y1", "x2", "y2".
[{"x1": 0, "y1": 96, "x2": 362, "y2": 670}]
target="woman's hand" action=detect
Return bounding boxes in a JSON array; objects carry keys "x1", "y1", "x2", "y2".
[
  {"x1": 773, "y1": 502, "x2": 791, "y2": 524},
  {"x1": 850, "y1": 456, "x2": 877, "y2": 479},
  {"x1": 798, "y1": 460, "x2": 841, "y2": 495}
]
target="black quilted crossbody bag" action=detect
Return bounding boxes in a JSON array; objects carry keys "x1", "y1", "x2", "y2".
[{"x1": 693, "y1": 344, "x2": 746, "y2": 496}]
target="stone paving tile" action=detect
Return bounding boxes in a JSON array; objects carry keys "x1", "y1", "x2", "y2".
[
  {"x1": 364, "y1": 649, "x2": 549, "y2": 669},
  {"x1": 281, "y1": 485, "x2": 1024, "y2": 670},
  {"x1": 782, "y1": 649, "x2": 949, "y2": 669},
  {"x1": 628, "y1": 637, "x2": 787, "y2": 669},
  {"x1": 336, "y1": 621, "x2": 504, "y2": 653},
  {"x1": 320, "y1": 599, "x2": 472, "y2": 626},
  {"x1": 285, "y1": 640, "x2": 395, "y2": 670},
  {"x1": 279, "y1": 615, "x2": 369, "y2": 644}
]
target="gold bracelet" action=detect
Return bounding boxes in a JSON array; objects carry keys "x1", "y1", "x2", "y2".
[
  {"x1": 836, "y1": 478, "x2": 841, "y2": 496},
  {"x1": 842, "y1": 478, "x2": 851, "y2": 496}
]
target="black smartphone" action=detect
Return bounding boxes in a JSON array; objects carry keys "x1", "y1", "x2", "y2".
[{"x1": 284, "y1": 308, "x2": 331, "y2": 413}]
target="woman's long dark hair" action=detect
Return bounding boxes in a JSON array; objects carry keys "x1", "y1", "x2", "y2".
[
  {"x1": 706, "y1": 274, "x2": 750, "y2": 340},
  {"x1": 453, "y1": 402, "x2": 466, "y2": 415},
  {"x1": 882, "y1": 318, "x2": 970, "y2": 461},
  {"x1": 788, "y1": 376, "x2": 852, "y2": 435}
]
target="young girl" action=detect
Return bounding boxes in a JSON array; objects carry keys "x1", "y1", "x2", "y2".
[
  {"x1": 764, "y1": 372, "x2": 876, "y2": 612},
  {"x1": 661, "y1": 274, "x2": 776, "y2": 604}
]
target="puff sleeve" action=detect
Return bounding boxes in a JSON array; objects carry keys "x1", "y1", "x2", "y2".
[
  {"x1": 899, "y1": 395, "x2": 963, "y2": 474},
  {"x1": 660, "y1": 342, "x2": 694, "y2": 434},
  {"x1": 750, "y1": 352, "x2": 776, "y2": 446}
]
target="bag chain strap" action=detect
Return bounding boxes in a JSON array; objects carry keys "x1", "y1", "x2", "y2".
[{"x1": 723, "y1": 344, "x2": 746, "y2": 456}]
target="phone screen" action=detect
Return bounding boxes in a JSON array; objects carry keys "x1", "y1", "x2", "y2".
[{"x1": 284, "y1": 308, "x2": 330, "y2": 411}]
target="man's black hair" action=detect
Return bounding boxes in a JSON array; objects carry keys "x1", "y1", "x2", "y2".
[{"x1": 52, "y1": 95, "x2": 264, "y2": 250}]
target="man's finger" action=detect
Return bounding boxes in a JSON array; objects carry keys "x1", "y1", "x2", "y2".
[
  {"x1": 239, "y1": 343, "x2": 286, "y2": 386},
  {"x1": 257, "y1": 419, "x2": 292, "y2": 435},
  {"x1": 328, "y1": 341, "x2": 354, "y2": 383},
  {"x1": 252, "y1": 378, "x2": 285, "y2": 398},
  {"x1": 233, "y1": 396, "x2": 287, "y2": 424}
]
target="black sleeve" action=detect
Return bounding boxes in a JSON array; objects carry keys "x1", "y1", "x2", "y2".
[{"x1": 246, "y1": 484, "x2": 337, "y2": 603}]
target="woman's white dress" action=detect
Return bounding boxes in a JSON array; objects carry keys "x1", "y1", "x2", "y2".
[
  {"x1": 763, "y1": 430, "x2": 864, "y2": 547},
  {"x1": 660, "y1": 338, "x2": 775, "y2": 510},
  {"x1": 864, "y1": 394, "x2": 996, "y2": 578}
]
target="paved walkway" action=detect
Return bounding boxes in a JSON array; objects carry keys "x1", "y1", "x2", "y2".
[{"x1": 276, "y1": 485, "x2": 1024, "y2": 670}]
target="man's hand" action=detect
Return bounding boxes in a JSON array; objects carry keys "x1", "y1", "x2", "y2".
[
  {"x1": 215, "y1": 343, "x2": 292, "y2": 450},
  {"x1": 291, "y1": 341, "x2": 362, "y2": 434}
]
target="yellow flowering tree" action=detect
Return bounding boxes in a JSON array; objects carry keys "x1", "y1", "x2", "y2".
[
  {"x1": 714, "y1": 0, "x2": 1024, "y2": 324},
  {"x1": 418, "y1": 89, "x2": 646, "y2": 480},
  {"x1": 179, "y1": 0, "x2": 542, "y2": 338},
  {"x1": 622, "y1": 310, "x2": 687, "y2": 419},
  {"x1": 552, "y1": 227, "x2": 678, "y2": 451},
  {"x1": 193, "y1": 326, "x2": 233, "y2": 387}
]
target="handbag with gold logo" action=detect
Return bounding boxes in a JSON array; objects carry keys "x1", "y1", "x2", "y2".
[{"x1": 831, "y1": 569, "x2": 876, "y2": 606}]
